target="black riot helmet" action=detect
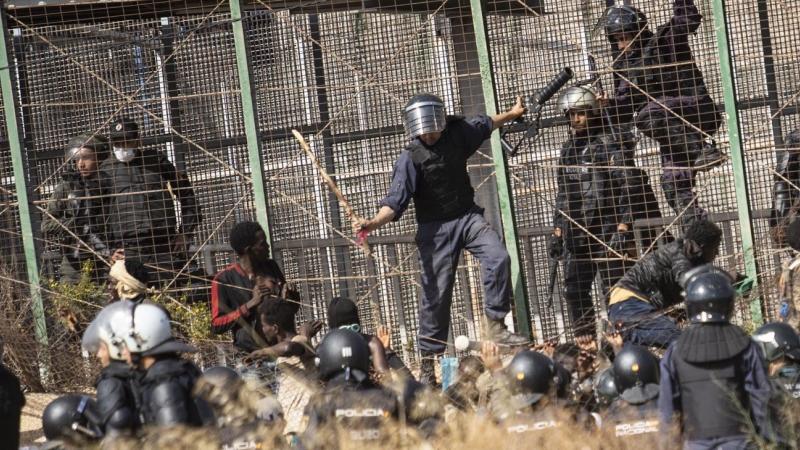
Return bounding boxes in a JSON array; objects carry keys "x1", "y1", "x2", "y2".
[
  {"x1": 753, "y1": 322, "x2": 800, "y2": 363},
  {"x1": 64, "y1": 133, "x2": 110, "y2": 166},
  {"x1": 685, "y1": 272, "x2": 736, "y2": 324},
  {"x1": 42, "y1": 395, "x2": 102, "y2": 442},
  {"x1": 316, "y1": 328, "x2": 371, "y2": 382},
  {"x1": 613, "y1": 345, "x2": 659, "y2": 405},
  {"x1": 603, "y1": 5, "x2": 649, "y2": 42},
  {"x1": 679, "y1": 264, "x2": 733, "y2": 289},
  {"x1": 505, "y1": 351, "x2": 559, "y2": 409},
  {"x1": 594, "y1": 366, "x2": 619, "y2": 408},
  {"x1": 402, "y1": 93, "x2": 447, "y2": 140}
]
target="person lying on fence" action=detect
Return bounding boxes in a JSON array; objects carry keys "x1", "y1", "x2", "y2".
[
  {"x1": 606, "y1": 219, "x2": 721, "y2": 349},
  {"x1": 659, "y1": 271, "x2": 776, "y2": 448},
  {"x1": 599, "y1": 0, "x2": 724, "y2": 231},
  {"x1": 443, "y1": 355, "x2": 485, "y2": 413},
  {"x1": 114, "y1": 302, "x2": 204, "y2": 428},
  {"x1": 356, "y1": 93, "x2": 529, "y2": 388},
  {"x1": 211, "y1": 221, "x2": 301, "y2": 393},
  {"x1": 81, "y1": 301, "x2": 140, "y2": 438},
  {"x1": 193, "y1": 366, "x2": 287, "y2": 449},
  {"x1": 326, "y1": 296, "x2": 405, "y2": 381},
  {"x1": 770, "y1": 129, "x2": 800, "y2": 244},
  {"x1": 480, "y1": 343, "x2": 594, "y2": 437},
  {"x1": 551, "y1": 86, "x2": 662, "y2": 338},
  {"x1": 42, "y1": 133, "x2": 112, "y2": 285}
]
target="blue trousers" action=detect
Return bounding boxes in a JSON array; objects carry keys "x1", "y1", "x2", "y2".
[
  {"x1": 608, "y1": 298, "x2": 681, "y2": 349},
  {"x1": 416, "y1": 206, "x2": 511, "y2": 354}
]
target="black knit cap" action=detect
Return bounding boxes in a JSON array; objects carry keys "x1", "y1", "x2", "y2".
[{"x1": 327, "y1": 297, "x2": 360, "y2": 329}]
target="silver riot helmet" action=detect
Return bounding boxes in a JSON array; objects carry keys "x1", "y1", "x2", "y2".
[
  {"x1": 556, "y1": 86, "x2": 599, "y2": 118},
  {"x1": 402, "y1": 93, "x2": 447, "y2": 140},
  {"x1": 81, "y1": 300, "x2": 136, "y2": 361}
]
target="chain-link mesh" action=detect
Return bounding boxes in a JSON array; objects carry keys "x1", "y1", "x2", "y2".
[{"x1": 0, "y1": 0, "x2": 796, "y2": 404}]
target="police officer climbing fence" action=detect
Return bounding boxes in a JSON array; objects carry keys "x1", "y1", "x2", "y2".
[
  {"x1": 357, "y1": 93, "x2": 529, "y2": 387},
  {"x1": 600, "y1": 0, "x2": 724, "y2": 230},
  {"x1": 551, "y1": 85, "x2": 662, "y2": 337}
]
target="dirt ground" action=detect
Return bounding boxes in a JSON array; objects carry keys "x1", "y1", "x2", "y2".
[{"x1": 20, "y1": 393, "x2": 62, "y2": 447}]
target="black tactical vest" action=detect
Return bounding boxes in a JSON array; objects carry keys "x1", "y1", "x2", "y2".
[
  {"x1": 503, "y1": 408, "x2": 567, "y2": 435},
  {"x1": 673, "y1": 350, "x2": 749, "y2": 440},
  {"x1": 409, "y1": 117, "x2": 476, "y2": 223},
  {"x1": 100, "y1": 151, "x2": 177, "y2": 243},
  {"x1": 603, "y1": 399, "x2": 660, "y2": 442},
  {"x1": 325, "y1": 387, "x2": 398, "y2": 442},
  {"x1": 613, "y1": 26, "x2": 708, "y2": 106}
]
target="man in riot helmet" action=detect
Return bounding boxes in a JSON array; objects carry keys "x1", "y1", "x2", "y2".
[
  {"x1": 593, "y1": 366, "x2": 618, "y2": 411},
  {"x1": 771, "y1": 130, "x2": 800, "y2": 242},
  {"x1": 608, "y1": 219, "x2": 722, "y2": 349},
  {"x1": 98, "y1": 117, "x2": 201, "y2": 286},
  {"x1": 551, "y1": 85, "x2": 662, "y2": 337},
  {"x1": 81, "y1": 301, "x2": 139, "y2": 437},
  {"x1": 659, "y1": 271, "x2": 773, "y2": 448},
  {"x1": 299, "y1": 329, "x2": 400, "y2": 449},
  {"x1": 41, "y1": 395, "x2": 103, "y2": 449},
  {"x1": 357, "y1": 93, "x2": 528, "y2": 387},
  {"x1": 483, "y1": 349, "x2": 589, "y2": 437},
  {"x1": 112, "y1": 302, "x2": 203, "y2": 427},
  {"x1": 598, "y1": 0, "x2": 723, "y2": 230},
  {"x1": 753, "y1": 322, "x2": 800, "y2": 400},
  {"x1": 42, "y1": 132, "x2": 111, "y2": 284},
  {"x1": 601, "y1": 346, "x2": 660, "y2": 443}
]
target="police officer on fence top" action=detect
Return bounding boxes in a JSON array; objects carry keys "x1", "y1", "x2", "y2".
[
  {"x1": 659, "y1": 270, "x2": 774, "y2": 448},
  {"x1": 551, "y1": 85, "x2": 662, "y2": 337},
  {"x1": 42, "y1": 133, "x2": 111, "y2": 284},
  {"x1": 357, "y1": 93, "x2": 528, "y2": 387},
  {"x1": 599, "y1": 0, "x2": 723, "y2": 230},
  {"x1": 602, "y1": 346, "x2": 660, "y2": 442}
]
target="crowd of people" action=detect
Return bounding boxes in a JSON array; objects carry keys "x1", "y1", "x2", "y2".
[{"x1": 1, "y1": 0, "x2": 800, "y2": 448}]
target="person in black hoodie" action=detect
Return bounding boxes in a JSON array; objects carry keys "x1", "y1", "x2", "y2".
[
  {"x1": 81, "y1": 300, "x2": 139, "y2": 437},
  {"x1": 607, "y1": 219, "x2": 722, "y2": 349},
  {"x1": 0, "y1": 351, "x2": 25, "y2": 449},
  {"x1": 113, "y1": 302, "x2": 203, "y2": 427},
  {"x1": 659, "y1": 271, "x2": 773, "y2": 448}
]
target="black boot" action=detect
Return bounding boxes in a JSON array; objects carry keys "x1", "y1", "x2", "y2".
[
  {"x1": 692, "y1": 141, "x2": 724, "y2": 171},
  {"x1": 485, "y1": 316, "x2": 530, "y2": 346},
  {"x1": 418, "y1": 352, "x2": 440, "y2": 389}
]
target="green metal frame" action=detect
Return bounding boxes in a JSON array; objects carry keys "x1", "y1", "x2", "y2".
[
  {"x1": 0, "y1": 20, "x2": 50, "y2": 359},
  {"x1": 230, "y1": 0, "x2": 272, "y2": 245},
  {"x1": 712, "y1": 0, "x2": 762, "y2": 324},
  {"x1": 468, "y1": 0, "x2": 533, "y2": 338}
]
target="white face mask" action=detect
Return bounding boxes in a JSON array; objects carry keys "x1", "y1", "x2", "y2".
[{"x1": 114, "y1": 147, "x2": 137, "y2": 163}]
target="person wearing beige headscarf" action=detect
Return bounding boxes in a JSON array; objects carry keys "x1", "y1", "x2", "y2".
[{"x1": 108, "y1": 258, "x2": 149, "y2": 302}]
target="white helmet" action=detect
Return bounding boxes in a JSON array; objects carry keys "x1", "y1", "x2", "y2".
[
  {"x1": 82, "y1": 300, "x2": 135, "y2": 361},
  {"x1": 556, "y1": 86, "x2": 599, "y2": 117},
  {"x1": 110, "y1": 302, "x2": 196, "y2": 357}
]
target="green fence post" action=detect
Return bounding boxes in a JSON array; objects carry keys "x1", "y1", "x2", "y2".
[
  {"x1": 0, "y1": 17, "x2": 49, "y2": 370},
  {"x1": 230, "y1": 0, "x2": 272, "y2": 244},
  {"x1": 468, "y1": 0, "x2": 532, "y2": 338},
  {"x1": 712, "y1": 0, "x2": 762, "y2": 324}
]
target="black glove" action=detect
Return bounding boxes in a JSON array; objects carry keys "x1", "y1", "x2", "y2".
[
  {"x1": 608, "y1": 230, "x2": 633, "y2": 254},
  {"x1": 548, "y1": 234, "x2": 564, "y2": 259}
]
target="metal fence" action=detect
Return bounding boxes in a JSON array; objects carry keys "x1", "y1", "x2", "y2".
[{"x1": 0, "y1": 0, "x2": 797, "y2": 392}]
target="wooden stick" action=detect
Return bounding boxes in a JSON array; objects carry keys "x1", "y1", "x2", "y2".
[{"x1": 291, "y1": 129, "x2": 372, "y2": 257}]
